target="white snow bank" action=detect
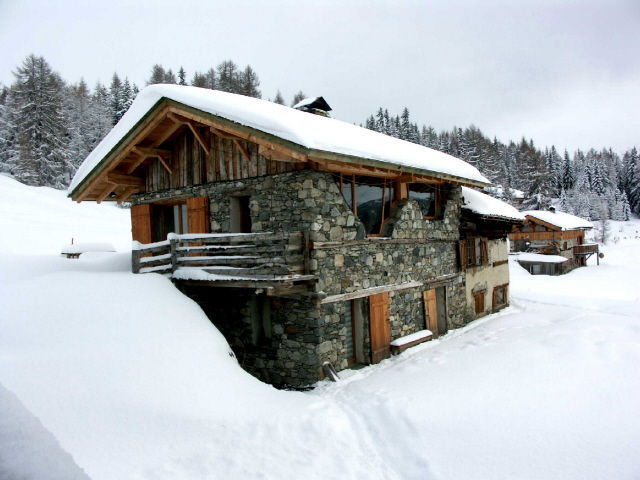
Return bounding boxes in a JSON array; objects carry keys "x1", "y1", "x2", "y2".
[
  {"x1": 0, "y1": 382, "x2": 91, "y2": 480},
  {"x1": 0, "y1": 175, "x2": 130, "y2": 255},
  {"x1": 516, "y1": 252, "x2": 569, "y2": 263},
  {"x1": 69, "y1": 84, "x2": 489, "y2": 193},
  {"x1": 462, "y1": 186, "x2": 525, "y2": 221},
  {"x1": 61, "y1": 242, "x2": 115, "y2": 255},
  {"x1": 524, "y1": 209, "x2": 593, "y2": 230}
]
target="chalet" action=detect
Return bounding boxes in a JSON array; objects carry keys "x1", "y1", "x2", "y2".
[
  {"x1": 460, "y1": 187, "x2": 525, "y2": 318},
  {"x1": 510, "y1": 209, "x2": 598, "y2": 275},
  {"x1": 69, "y1": 84, "x2": 498, "y2": 388}
]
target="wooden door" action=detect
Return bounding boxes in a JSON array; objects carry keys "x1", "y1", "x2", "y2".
[
  {"x1": 423, "y1": 288, "x2": 438, "y2": 335},
  {"x1": 369, "y1": 292, "x2": 390, "y2": 363},
  {"x1": 186, "y1": 196, "x2": 210, "y2": 234},
  {"x1": 131, "y1": 204, "x2": 152, "y2": 244}
]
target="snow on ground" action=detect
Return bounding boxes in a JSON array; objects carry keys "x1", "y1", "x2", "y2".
[{"x1": 1, "y1": 179, "x2": 639, "y2": 479}]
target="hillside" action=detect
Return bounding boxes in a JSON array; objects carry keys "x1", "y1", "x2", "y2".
[{"x1": 1, "y1": 174, "x2": 639, "y2": 480}]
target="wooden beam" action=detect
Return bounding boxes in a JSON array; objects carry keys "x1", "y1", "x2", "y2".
[
  {"x1": 133, "y1": 146, "x2": 171, "y2": 158},
  {"x1": 210, "y1": 127, "x2": 240, "y2": 140},
  {"x1": 106, "y1": 172, "x2": 145, "y2": 187},
  {"x1": 96, "y1": 182, "x2": 116, "y2": 204},
  {"x1": 318, "y1": 281, "x2": 423, "y2": 304},
  {"x1": 126, "y1": 153, "x2": 148, "y2": 174},
  {"x1": 73, "y1": 105, "x2": 173, "y2": 201},
  {"x1": 187, "y1": 123, "x2": 209, "y2": 153},
  {"x1": 157, "y1": 156, "x2": 172, "y2": 174},
  {"x1": 233, "y1": 139, "x2": 251, "y2": 163},
  {"x1": 116, "y1": 186, "x2": 138, "y2": 203}
]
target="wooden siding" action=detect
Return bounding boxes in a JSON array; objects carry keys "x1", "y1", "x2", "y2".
[
  {"x1": 131, "y1": 204, "x2": 152, "y2": 244},
  {"x1": 145, "y1": 128, "x2": 296, "y2": 192}
]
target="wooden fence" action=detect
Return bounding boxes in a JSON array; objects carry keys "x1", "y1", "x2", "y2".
[{"x1": 132, "y1": 231, "x2": 310, "y2": 281}]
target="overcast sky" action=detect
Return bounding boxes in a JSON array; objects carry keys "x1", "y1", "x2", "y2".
[{"x1": 1, "y1": 0, "x2": 638, "y2": 153}]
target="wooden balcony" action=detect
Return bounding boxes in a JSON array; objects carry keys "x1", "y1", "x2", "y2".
[
  {"x1": 132, "y1": 231, "x2": 316, "y2": 295},
  {"x1": 573, "y1": 243, "x2": 599, "y2": 255}
]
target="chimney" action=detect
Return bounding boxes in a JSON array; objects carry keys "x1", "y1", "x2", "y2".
[{"x1": 293, "y1": 96, "x2": 332, "y2": 117}]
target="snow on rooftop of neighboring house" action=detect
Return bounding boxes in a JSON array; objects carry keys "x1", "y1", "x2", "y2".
[
  {"x1": 523, "y1": 210, "x2": 593, "y2": 230},
  {"x1": 461, "y1": 187, "x2": 525, "y2": 221},
  {"x1": 69, "y1": 85, "x2": 489, "y2": 193},
  {"x1": 516, "y1": 252, "x2": 569, "y2": 263}
]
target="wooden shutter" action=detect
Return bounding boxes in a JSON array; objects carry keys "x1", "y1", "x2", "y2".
[
  {"x1": 369, "y1": 292, "x2": 390, "y2": 364},
  {"x1": 480, "y1": 238, "x2": 489, "y2": 265},
  {"x1": 186, "y1": 196, "x2": 210, "y2": 234},
  {"x1": 423, "y1": 289, "x2": 438, "y2": 336},
  {"x1": 131, "y1": 204, "x2": 152, "y2": 244},
  {"x1": 458, "y1": 240, "x2": 468, "y2": 270}
]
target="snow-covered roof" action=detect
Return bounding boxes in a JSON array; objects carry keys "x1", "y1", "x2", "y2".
[
  {"x1": 516, "y1": 252, "x2": 569, "y2": 263},
  {"x1": 69, "y1": 85, "x2": 489, "y2": 194},
  {"x1": 292, "y1": 96, "x2": 332, "y2": 112},
  {"x1": 523, "y1": 210, "x2": 593, "y2": 230},
  {"x1": 461, "y1": 187, "x2": 525, "y2": 222}
]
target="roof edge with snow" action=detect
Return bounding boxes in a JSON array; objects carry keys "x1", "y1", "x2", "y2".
[{"x1": 69, "y1": 85, "x2": 490, "y2": 199}]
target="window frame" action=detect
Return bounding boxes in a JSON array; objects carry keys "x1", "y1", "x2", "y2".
[
  {"x1": 407, "y1": 183, "x2": 442, "y2": 219},
  {"x1": 339, "y1": 174, "x2": 396, "y2": 237},
  {"x1": 459, "y1": 236, "x2": 489, "y2": 269},
  {"x1": 492, "y1": 284, "x2": 508, "y2": 310}
]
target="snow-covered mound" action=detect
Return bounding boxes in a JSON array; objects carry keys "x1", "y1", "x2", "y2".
[
  {"x1": 0, "y1": 174, "x2": 131, "y2": 254},
  {"x1": 2, "y1": 178, "x2": 640, "y2": 479},
  {"x1": 0, "y1": 382, "x2": 91, "y2": 480}
]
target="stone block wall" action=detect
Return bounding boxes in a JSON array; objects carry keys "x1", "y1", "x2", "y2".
[{"x1": 133, "y1": 170, "x2": 472, "y2": 387}]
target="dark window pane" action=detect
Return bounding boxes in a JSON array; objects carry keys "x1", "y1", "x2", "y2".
[{"x1": 408, "y1": 184, "x2": 436, "y2": 217}]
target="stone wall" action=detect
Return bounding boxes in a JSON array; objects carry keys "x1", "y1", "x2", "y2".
[{"x1": 133, "y1": 170, "x2": 470, "y2": 387}]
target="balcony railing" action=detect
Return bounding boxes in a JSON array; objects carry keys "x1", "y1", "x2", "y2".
[
  {"x1": 131, "y1": 231, "x2": 315, "y2": 290},
  {"x1": 573, "y1": 243, "x2": 599, "y2": 255}
]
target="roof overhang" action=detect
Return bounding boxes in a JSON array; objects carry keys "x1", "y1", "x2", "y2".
[{"x1": 69, "y1": 97, "x2": 490, "y2": 202}]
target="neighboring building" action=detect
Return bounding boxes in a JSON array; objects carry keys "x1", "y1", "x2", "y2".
[
  {"x1": 515, "y1": 252, "x2": 569, "y2": 276},
  {"x1": 69, "y1": 84, "x2": 496, "y2": 388},
  {"x1": 460, "y1": 187, "x2": 525, "y2": 318},
  {"x1": 510, "y1": 209, "x2": 598, "y2": 274}
]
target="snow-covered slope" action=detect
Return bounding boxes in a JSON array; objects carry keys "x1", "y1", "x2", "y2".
[{"x1": 1, "y1": 178, "x2": 639, "y2": 480}]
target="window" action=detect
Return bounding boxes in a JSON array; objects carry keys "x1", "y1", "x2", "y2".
[
  {"x1": 230, "y1": 196, "x2": 251, "y2": 233},
  {"x1": 459, "y1": 237, "x2": 489, "y2": 268},
  {"x1": 408, "y1": 183, "x2": 440, "y2": 218},
  {"x1": 473, "y1": 290, "x2": 486, "y2": 314},
  {"x1": 493, "y1": 284, "x2": 508, "y2": 310},
  {"x1": 340, "y1": 175, "x2": 394, "y2": 236}
]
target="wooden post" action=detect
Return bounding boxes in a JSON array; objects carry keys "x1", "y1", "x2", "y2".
[
  {"x1": 132, "y1": 249, "x2": 141, "y2": 274},
  {"x1": 303, "y1": 231, "x2": 311, "y2": 275},
  {"x1": 170, "y1": 237, "x2": 178, "y2": 273}
]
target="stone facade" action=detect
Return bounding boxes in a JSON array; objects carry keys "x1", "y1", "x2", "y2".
[
  {"x1": 463, "y1": 238, "x2": 510, "y2": 319},
  {"x1": 133, "y1": 169, "x2": 472, "y2": 387}
]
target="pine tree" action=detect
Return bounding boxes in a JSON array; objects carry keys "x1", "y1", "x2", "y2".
[
  {"x1": 273, "y1": 90, "x2": 285, "y2": 105},
  {"x1": 147, "y1": 64, "x2": 167, "y2": 85},
  {"x1": 178, "y1": 67, "x2": 187, "y2": 85},
  {"x1": 109, "y1": 73, "x2": 125, "y2": 125},
  {"x1": 216, "y1": 60, "x2": 239, "y2": 93},
  {"x1": 164, "y1": 69, "x2": 177, "y2": 84},
  {"x1": 6, "y1": 55, "x2": 72, "y2": 188},
  {"x1": 191, "y1": 71, "x2": 207, "y2": 88},
  {"x1": 238, "y1": 65, "x2": 261, "y2": 98},
  {"x1": 291, "y1": 90, "x2": 306, "y2": 107}
]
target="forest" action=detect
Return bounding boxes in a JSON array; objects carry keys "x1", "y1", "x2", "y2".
[{"x1": 0, "y1": 54, "x2": 638, "y2": 222}]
